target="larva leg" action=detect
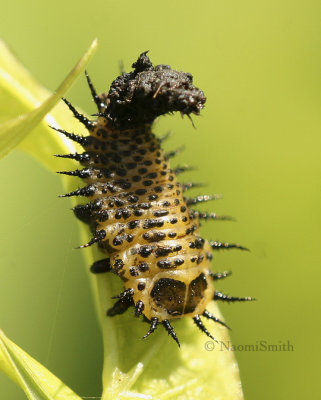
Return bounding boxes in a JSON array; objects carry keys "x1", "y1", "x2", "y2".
[
  {"x1": 143, "y1": 317, "x2": 159, "y2": 339},
  {"x1": 107, "y1": 297, "x2": 134, "y2": 317},
  {"x1": 134, "y1": 300, "x2": 144, "y2": 317},
  {"x1": 214, "y1": 291, "x2": 255, "y2": 302},
  {"x1": 112, "y1": 288, "x2": 134, "y2": 299},
  {"x1": 90, "y1": 258, "x2": 111, "y2": 274}
]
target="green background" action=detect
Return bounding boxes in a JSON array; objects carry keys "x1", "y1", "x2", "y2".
[{"x1": 1, "y1": 0, "x2": 320, "y2": 399}]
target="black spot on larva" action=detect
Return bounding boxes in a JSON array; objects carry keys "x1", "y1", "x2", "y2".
[
  {"x1": 149, "y1": 194, "x2": 158, "y2": 201},
  {"x1": 122, "y1": 209, "x2": 131, "y2": 219},
  {"x1": 113, "y1": 236, "x2": 123, "y2": 246},
  {"x1": 135, "y1": 189, "x2": 147, "y2": 195},
  {"x1": 195, "y1": 237, "x2": 205, "y2": 249},
  {"x1": 197, "y1": 255, "x2": 204, "y2": 264},
  {"x1": 139, "y1": 245, "x2": 153, "y2": 257},
  {"x1": 143, "y1": 219, "x2": 164, "y2": 229},
  {"x1": 184, "y1": 273, "x2": 208, "y2": 314},
  {"x1": 142, "y1": 232, "x2": 150, "y2": 240},
  {"x1": 157, "y1": 259, "x2": 172, "y2": 269},
  {"x1": 116, "y1": 180, "x2": 131, "y2": 190},
  {"x1": 132, "y1": 175, "x2": 141, "y2": 182},
  {"x1": 155, "y1": 247, "x2": 173, "y2": 257},
  {"x1": 140, "y1": 202, "x2": 151, "y2": 209},
  {"x1": 153, "y1": 209, "x2": 169, "y2": 217},
  {"x1": 130, "y1": 267, "x2": 139, "y2": 277},
  {"x1": 151, "y1": 278, "x2": 186, "y2": 315},
  {"x1": 115, "y1": 199, "x2": 125, "y2": 207},
  {"x1": 142, "y1": 180, "x2": 153, "y2": 186},
  {"x1": 138, "y1": 282, "x2": 145, "y2": 291},
  {"x1": 154, "y1": 186, "x2": 163, "y2": 193},
  {"x1": 138, "y1": 263, "x2": 149, "y2": 272},
  {"x1": 138, "y1": 168, "x2": 148, "y2": 174},
  {"x1": 174, "y1": 258, "x2": 184, "y2": 266},
  {"x1": 113, "y1": 259, "x2": 124, "y2": 271},
  {"x1": 168, "y1": 232, "x2": 177, "y2": 238},
  {"x1": 126, "y1": 162, "x2": 137, "y2": 169},
  {"x1": 134, "y1": 209, "x2": 143, "y2": 217},
  {"x1": 128, "y1": 220, "x2": 140, "y2": 229},
  {"x1": 115, "y1": 210, "x2": 122, "y2": 219},
  {"x1": 170, "y1": 217, "x2": 178, "y2": 224},
  {"x1": 127, "y1": 195, "x2": 139, "y2": 203},
  {"x1": 127, "y1": 234, "x2": 134, "y2": 242}
]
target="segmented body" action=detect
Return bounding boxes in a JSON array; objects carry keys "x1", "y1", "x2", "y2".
[{"x1": 54, "y1": 52, "x2": 253, "y2": 346}]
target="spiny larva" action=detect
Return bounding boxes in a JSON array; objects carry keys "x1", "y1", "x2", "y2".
[{"x1": 52, "y1": 52, "x2": 254, "y2": 347}]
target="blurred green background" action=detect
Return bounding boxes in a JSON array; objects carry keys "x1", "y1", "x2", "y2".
[{"x1": 1, "y1": 0, "x2": 320, "y2": 399}]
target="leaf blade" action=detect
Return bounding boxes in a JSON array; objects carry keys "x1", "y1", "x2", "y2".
[
  {"x1": 0, "y1": 330, "x2": 82, "y2": 400},
  {"x1": 0, "y1": 38, "x2": 97, "y2": 160}
]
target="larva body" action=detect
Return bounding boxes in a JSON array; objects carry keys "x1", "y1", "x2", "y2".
[{"x1": 55, "y1": 52, "x2": 253, "y2": 345}]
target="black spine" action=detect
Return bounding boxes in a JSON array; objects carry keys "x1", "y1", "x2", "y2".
[
  {"x1": 85, "y1": 70, "x2": 103, "y2": 112},
  {"x1": 210, "y1": 271, "x2": 232, "y2": 281},
  {"x1": 186, "y1": 194, "x2": 222, "y2": 206},
  {"x1": 210, "y1": 241, "x2": 249, "y2": 251},
  {"x1": 59, "y1": 185, "x2": 96, "y2": 198},
  {"x1": 164, "y1": 146, "x2": 184, "y2": 160},
  {"x1": 181, "y1": 182, "x2": 205, "y2": 192},
  {"x1": 173, "y1": 165, "x2": 195, "y2": 175},
  {"x1": 57, "y1": 168, "x2": 92, "y2": 178},
  {"x1": 54, "y1": 153, "x2": 90, "y2": 162},
  {"x1": 162, "y1": 319, "x2": 180, "y2": 347},
  {"x1": 202, "y1": 310, "x2": 231, "y2": 330},
  {"x1": 193, "y1": 315, "x2": 216, "y2": 341},
  {"x1": 62, "y1": 98, "x2": 95, "y2": 130},
  {"x1": 50, "y1": 126, "x2": 92, "y2": 147},
  {"x1": 214, "y1": 291, "x2": 255, "y2": 302},
  {"x1": 192, "y1": 211, "x2": 234, "y2": 221},
  {"x1": 78, "y1": 229, "x2": 106, "y2": 248}
]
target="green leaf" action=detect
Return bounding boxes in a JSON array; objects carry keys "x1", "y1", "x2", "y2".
[
  {"x1": 0, "y1": 38, "x2": 97, "y2": 164},
  {"x1": 0, "y1": 330, "x2": 82, "y2": 400}
]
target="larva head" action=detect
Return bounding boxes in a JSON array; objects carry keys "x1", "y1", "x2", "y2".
[{"x1": 104, "y1": 51, "x2": 206, "y2": 129}]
